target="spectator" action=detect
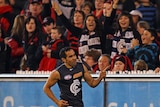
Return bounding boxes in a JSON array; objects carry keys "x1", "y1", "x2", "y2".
[
  {"x1": 155, "y1": 29, "x2": 160, "y2": 50},
  {"x1": 55, "y1": 0, "x2": 75, "y2": 19},
  {"x1": 126, "y1": 28, "x2": 159, "y2": 70},
  {"x1": 136, "y1": 0, "x2": 157, "y2": 28},
  {"x1": 93, "y1": 0, "x2": 105, "y2": 24},
  {"x1": 6, "y1": 15, "x2": 26, "y2": 73},
  {"x1": 134, "y1": 59, "x2": 148, "y2": 71},
  {"x1": 38, "y1": 26, "x2": 65, "y2": 71},
  {"x1": 70, "y1": 0, "x2": 85, "y2": 19},
  {"x1": 0, "y1": 0, "x2": 16, "y2": 37},
  {"x1": 137, "y1": 20, "x2": 150, "y2": 35},
  {"x1": 23, "y1": 16, "x2": 46, "y2": 71},
  {"x1": 21, "y1": 0, "x2": 51, "y2": 31},
  {"x1": 130, "y1": 10, "x2": 143, "y2": 29},
  {"x1": 96, "y1": 54, "x2": 111, "y2": 74},
  {"x1": 65, "y1": 10, "x2": 85, "y2": 56},
  {"x1": 42, "y1": 16, "x2": 56, "y2": 36},
  {"x1": 80, "y1": 1, "x2": 93, "y2": 16},
  {"x1": 83, "y1": 49, "x2": 101, "y2": 73},
  {"x1": 154, "y1": 66, "x2": 160, "y2": 73},
  {"x1": 0, "y1": 26, "x2": 11, "y2": 73},
  {"x1": 53, "y1": 2, "x2": 104, "y2": 58},
  {"x1": 111, "y1": 55, "x2": 133, "y2": 73},
  {"x1": 105, "y1": 5, "x2": 141, "y2": 58}
]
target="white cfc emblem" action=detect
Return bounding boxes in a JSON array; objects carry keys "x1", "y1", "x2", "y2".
[
  {"x1": 117, "y1": 39, "x2": 126, "y2": 54},
  {"x1": 70, "y1": 79, "x2": 81, "y2": 96}
]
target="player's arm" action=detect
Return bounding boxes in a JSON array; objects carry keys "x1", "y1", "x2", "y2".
[
  {"x1": 43, "y1": 70, "x2": 69, "y2": 106},
  {"x1": 83, "y1": 64, "x2": 106, "y2": 88},
  {"x1": 43, "y1": 70, "x2": 60, "y2": 104}
]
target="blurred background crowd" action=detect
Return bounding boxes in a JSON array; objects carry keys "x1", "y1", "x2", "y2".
[{"x1": 0, "y1": 0, "x2": 160, "y2": 74}]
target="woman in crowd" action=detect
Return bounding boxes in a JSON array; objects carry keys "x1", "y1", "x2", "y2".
[
  {"x1": 23, "y1": 16, "x2": 46, "y2": 71},
  {"x1": 7, "y1": 15, "x2": 26, "y2": 73}
]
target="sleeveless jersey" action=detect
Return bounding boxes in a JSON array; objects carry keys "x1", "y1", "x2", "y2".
[{"x1": 57, "y1": 62, "x2": 84, "y2": 107}]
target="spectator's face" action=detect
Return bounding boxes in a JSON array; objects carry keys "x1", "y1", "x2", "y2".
[
  {"x1": 98, "y1": 56, "x2": 110, "y2": 71},
  {"x1": 75, "y1": 0, "x2": 84, "y2": 7},
  {"x1": 29, "y1": 3, "x2": 43, "y2": 17},
  {"x1": 119, "y1": 15, "x2": 130, "y2": 30},
  {"x1": 43, "y1": 23, "x2": 55, "y2": 35},
  {"x1": 137, "y1": 24, "x2": 145, "y2": 35},
  {"x1": 26, "y1": 18, "x2": 36, "y2": 33},
  {"x1": 86, "y1": 16, "x2": 96, "y2": 32},
  {"x1": 131, "y1": 15, "x2": 140, "y2": 25},
  {"x1": 95, "y1": 0, "x2": 104, "y2": 10},
  {"x1": 141, "y1": 30, "x2": 154, "y2": 45},
  {"x1": 81, "y1": 5, "x2": 91, "y2": 16},
  {"x1": 84, "y1": 56, "x2": 96, "y2": 67},
  {"x1": 0, "y1": 0, "x2": 5, "y2": 7},
  {"x1": 50, "y1": 29, "x2": 61, "y2": 40},
  {"x1": 73, "y1": 12, "x2": 84, "y2": 25},
  {"x1": 113, "y1": 61, "x2": 125, "y2": 71}
]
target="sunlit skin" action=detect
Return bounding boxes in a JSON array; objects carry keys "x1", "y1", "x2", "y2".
[
  {"x1": 119, "y1": 16, "x2": 130, "y2": 31},
  {"x1": 141, "y1": 30, "x2": 154, "y2": 45},
  {"x1": 29, "y1": 3, "x2": 43, "y2": 17},
  {"x1": 84, "y1": 56, "x2": 97, "y2": 68},
  {"x1": 98, "y1": 56, "x2": 110, "y2": 71},
  {"x1": 86, "y1": 16, "x2": 96, "y2": 33},
  {"x1": 73, "y1": 12, "x2": 84, "y2": 27},
  {"x1": 81, "y1": 5, "x2": 91, "y2": 16},
  {"x1": 113, "y1": 61, "x2": 125, "y2": 71},
  {"x1": 26, "y1": 19, "x2": 36, "y2": 33}
]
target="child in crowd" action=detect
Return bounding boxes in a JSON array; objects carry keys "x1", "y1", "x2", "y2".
[
  {"x1": 126, "y1": 28, "x2": 159, "y2": 70},
  {"x1": 38, "y1": 26, "x2": 65, "y2": 71},
  {"x1": 134, "y1": 59, "x2": 148, "y2": 71},
  {"x1": 110, "y1": 55, "x2": 133, "y2": 73}
]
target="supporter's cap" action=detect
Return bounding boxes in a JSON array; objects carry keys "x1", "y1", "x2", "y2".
[
  {"x1": 114, "y1": 56, "x2": 125, "y2": 64},
  {"x1": 42, "y1": 17, "x2": 55, "y2": 25},
  {"x1": 30, "y1": 0, "x2": 42, "y2": 4},
  {"x1": 130, "y1": 10, "x2": 143, "y2": 18}
]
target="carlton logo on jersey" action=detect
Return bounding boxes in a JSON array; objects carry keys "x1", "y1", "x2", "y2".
[
  {"x1": 64, "y1": 74, "x2": 72, "y2": 80},
  {"x1": 70, "y1": 79, "x2": 81, "y2": 96}
]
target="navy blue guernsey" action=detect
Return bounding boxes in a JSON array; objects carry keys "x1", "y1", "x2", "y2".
[{"x1": 56, "y1": 62, "x2": 84, "y2": 107}]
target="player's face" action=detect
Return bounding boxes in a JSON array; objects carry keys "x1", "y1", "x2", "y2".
[{"x1": 65, "y1": 49, "x2": 77, "y2": 68}]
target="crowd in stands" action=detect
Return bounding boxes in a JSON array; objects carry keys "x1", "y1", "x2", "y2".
[{"x1": 0, "y1": 0, "x2": 160, "y2": 74}]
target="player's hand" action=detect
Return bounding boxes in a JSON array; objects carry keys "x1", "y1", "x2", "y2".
[{"x1": 57, "y1": 100, "x2": 69, "y2": 107}]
